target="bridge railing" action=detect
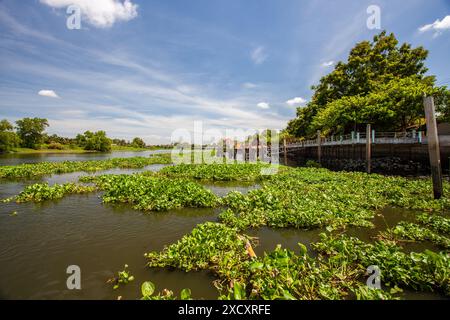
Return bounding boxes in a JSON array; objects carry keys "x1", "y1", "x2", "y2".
[{"x1": 286, "y1": 130, "x2": 424, "y2": 148}]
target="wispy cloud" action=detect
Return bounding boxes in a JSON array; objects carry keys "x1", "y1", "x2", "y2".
[
  {"x1": 38, "y1": 89, "x2": 59, "y2": 98},
  {"x1": 307, "y1": 9, "x2": 366, "y2": 87},
  {"x1": 419, "y1": 15, "x2": 450, "y2": 37},
  {"x1": 257, "y1": 102, "x2": 270, "y2": 109},
  {"x1": 40, "y1": 0, "x2": 139, "y2": 28},
  {"x1": 242, "y1": 82, "x2": 258, "y2": 89},
  {"x1": 286, "y1": 97, "x2": 306, "y2": 106},
  {"x1": 321, "y1": 61, "x2": 334, "y2": 67},
  {"x1": 250, "y1": 46, "x2": 268, "y2": 65},
  {"x1": 0, "y1": 9, "x2": 60, "y2": 43}
]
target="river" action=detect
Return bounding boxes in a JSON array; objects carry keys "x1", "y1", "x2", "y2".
[
  {"x1": 0, "y1": 150, "x2": 170, "y2": 166},
  {"x1": 0, "y1": 152, "x2": 447, "y2": 300}
]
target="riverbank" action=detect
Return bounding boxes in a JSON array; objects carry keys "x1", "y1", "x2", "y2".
[
  {"x1": 4, "y1": 145, "x2": 170, "y2": 155},
  {"x1": 7, "y1": 147, "x2": 95, "y2": 154},
  {"x1": 111, "y1": 146, "x2": 167, "y2": 152}
]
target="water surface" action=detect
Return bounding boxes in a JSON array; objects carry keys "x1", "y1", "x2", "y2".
[
  {"x1": 0, "y1": 150, "x2": 169, "y2": 166},
  {"x1": 0, "y1": 154, "x2": 447, "y2": 300}
]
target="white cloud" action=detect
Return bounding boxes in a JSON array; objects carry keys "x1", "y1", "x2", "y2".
[
  {"x1": 286, "y1": 97, "x2": 306, "y2": 106},
  {"x1": 242, "y1": 82, "x2": 257, "y2": 89},
  {"x1": 419, "y1": 15, "x2": 450, "y2": 36},
  {"x1": 321, "y1": 61, "x2": 334, "y2": 67},
  {"x1": 0, "y1": 17, "x2": 289, "y2": 143},
  {"x1": 40, "y1": 0, "x2": 138, "y2": 28},
  {"x1": 250, "y1": 46, "x2": 268, "y2": 65},
  {"x1": 257, "y1": 102, "x2": 270, "y2": 109},
  {"x1": 38, "y1": 90, "x2": 59, "y2": 98}
]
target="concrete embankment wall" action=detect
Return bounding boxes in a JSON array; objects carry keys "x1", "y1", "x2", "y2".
[{"x1": 284, "y1": 142, "x2": 450, "y2": 176}]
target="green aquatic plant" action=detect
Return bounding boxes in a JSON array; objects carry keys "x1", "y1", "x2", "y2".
[
  {"x1": 0, "y1": 154, "x2": 172, "y2": 179},
  {"x1": 86, "y1": 174, "x2": 219, "y2": 211},
  {"x1": 108, "y1": 264, "x2": 135, "y2": 290},
  {"x1": 146, "y1": 223, "x2": 400, "y2": 300},
  {"x1": 145, "y1": 222, "x2": 255, "y2": 280},
  {"x1": 312, "y1": 233, "x2": 450, "y2": 296},
  {"x1": 140, "y1": 281, "x2": 192, "y2": 300},
  {"x1": 241, "y1": 245, "x2": 399, "y2": 300},
  {"x1": 159, "y1": 163, "x2": 281, "y2": 181},
  {"x1": 6, "y1": 182, "x2": 97, "y2": 203},
  {"x1": 381, "y1": 222, "x2": 450, "y2": 249},
  {"x1": 219, "y1": 167, "x2": 450, "y2": 231},
  {"x1": 417, "y1": 213, "x2": 450, "y2": 235},
  {"x1": 305, "y1": 160, "x2": 321, "y2": 168}
]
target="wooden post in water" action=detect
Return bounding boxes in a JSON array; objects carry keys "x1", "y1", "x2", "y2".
[
  {"x1": 222, "y1": 140, "x2": 227, "y2": 164},
  {"x1": 317, "y1": 130, "x2": 322, "y2": 164},
  {"x1": 366, "y1": 124, "x2": 372, "y2": 174},
  {"x1": 424, "y1": 96, "x2": 443, "y2": 199},
  {"x1": 243, "y1": 141, "x2": 247, "y2": 162},
  {"x1": 283, "y1": 138, "x2": 287, "y2": 165},
  {"x1": 256, "y1": 133, "x2": 260, "y2": 161}
]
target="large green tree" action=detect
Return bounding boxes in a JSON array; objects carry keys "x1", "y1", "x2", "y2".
[
  {"x1": 77, "y1": 130, "x2": 112, "y2": 152},
  {"x1": 435, "y1": 88, "x2": 450, "y2": 123},
  {"x1": 286, "y1": 31, "x2": 447, "y2": 137},
  {"x1": 0, "y1": 119, "x2": 21, "y2": 152},
  {"x1": 15, "y1": 117, "x2": 49, "y2": 149},
  {"x1": 131, "y1": 137, "x2": 146, "y2": 148}
]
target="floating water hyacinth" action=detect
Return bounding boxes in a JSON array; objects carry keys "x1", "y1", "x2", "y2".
[{"x1": 0, "y1": 154, "x2": 172, "y2": 179}]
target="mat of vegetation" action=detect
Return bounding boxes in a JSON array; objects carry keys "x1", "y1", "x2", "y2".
[
  {"x1": 219, "y1": 167, "x2": 450, "y2": 231},
  {"x1": 2, "y1": 182, "x2": 96, "y2": 203},
  {"x1": 145, "y1": 222, "x2": 406, "y2": 300},
  {"x1": 81, "y1": 174, "x2": 219, "y2": 211},
  {"x1": 379, "y1": 213, "x2": 450, "y2": 250},
  {"x1": 313, "y1": 234, "x2": 450, "y2": 296},
  {"x1": 0, "y1": 154, "x2": 172, "y2": 179},
  {"x1": 159, "y1": 163, "x2": 281, "y2": 181}
]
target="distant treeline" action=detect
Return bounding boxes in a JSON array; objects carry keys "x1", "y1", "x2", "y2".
[{"x1": 0, "y1": 117, "x2": 172, "y2": 153}]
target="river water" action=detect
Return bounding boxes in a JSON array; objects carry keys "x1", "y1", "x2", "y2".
[
  {"x1": 0, "y1": 152, "x2": 447, "y2": 300},
  {"x1": 0, "y1": 150, "x2": 170, "y2": 166}
]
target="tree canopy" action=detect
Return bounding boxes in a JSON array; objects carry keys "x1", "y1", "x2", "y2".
[
  {"x1": 132, "y1": 137, "x2": 146, "y2": 148},
  {"x1": 0, "y1": 119, "x2": 21, "y2": 152},
  {"x1": 15, "y1": 117, "x2": 49, "y2": 148},
  {"x1": 76, "y1": 131, "x2": 112, "y2": 152},
  {"x1": 286, "y1": 31, "x2": 449, "y2": 137}
]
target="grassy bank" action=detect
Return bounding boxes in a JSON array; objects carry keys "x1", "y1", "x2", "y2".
[
  {"x1": 111, "y1": 145, "x2": 150, "y2": 152},
  {"x1": 4, "y1": 145, "x2": 171, "y2": 154},
  {"x1": 112, "y1": 145, "x2": 173, "y2": 152},
  {"x1": 8, "y1": 147, "x2": 96, "y2": 154}
]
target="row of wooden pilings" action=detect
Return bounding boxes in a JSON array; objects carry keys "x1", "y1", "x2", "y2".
[
  {"x1": 309, "y1": 124, "x2": 374, "y2": 173},
  {"x1": 219, "y1": 97, "x2": 443, "y2": 199},
  {"x1": 283, "y1": 97, "x2": 443, "y2": 199}
]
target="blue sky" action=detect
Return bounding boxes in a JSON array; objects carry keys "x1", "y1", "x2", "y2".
[{"x1": 0, "y1": 0, "x2": 449, "y2": 144}]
